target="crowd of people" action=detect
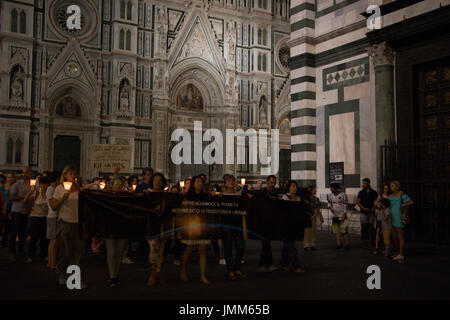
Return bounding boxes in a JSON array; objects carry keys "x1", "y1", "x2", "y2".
[{"x1": 0, "y1": 166, "x2": 413, "y2": 289}]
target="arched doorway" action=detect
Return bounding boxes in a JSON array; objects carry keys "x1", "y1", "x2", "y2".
[
  {"x1": 167, "y1": 62, "x2": 226, "y2": 183},
  {"x1": 53, "y1": 135, "x2": 81, "y2": 173}
]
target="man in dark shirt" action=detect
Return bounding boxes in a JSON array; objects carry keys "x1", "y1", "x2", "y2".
[
  {"x1": 135, "y1": 168, "x2": 153, "y2": 193},
  {"x1": 249, "y1": 175, "x2": 279, "y2": 272},
  {"x1": 357, "y1": 178, "x2": 378, "y2": 248}
]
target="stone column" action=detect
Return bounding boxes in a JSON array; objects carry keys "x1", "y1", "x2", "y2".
[{"x1": 368, "y1": 42, "x2": 395, "y2": 188}]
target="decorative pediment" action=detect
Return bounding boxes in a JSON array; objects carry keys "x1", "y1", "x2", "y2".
[
  {"x1": 168, "y1": 10, "x2": 226, "y2": 76},
  {"x1": 46, "y1": 39, "x2": 97, "y2": 94}
]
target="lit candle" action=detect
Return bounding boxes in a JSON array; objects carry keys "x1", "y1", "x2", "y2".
[
  {"x1": 180, "y1": 181, "x2": 185, "y2": 188},
  {"x1": 164, "y1": 186, "x2": 169, "y2": 191},
  {"x1": 132, "y1": 184, "x2": 137, "y2": 191},
  {"x1": 241, "y1": 178, "x2": 246, "y2": 185},
  {"x1": 63, "y1": 181, "x2": 73, "y2": 191},
  {"x1": 30, "y1": 179, "x2": 37, "y2": 187},
  {"x1": 99, "y1": 182, "x2": 106, "y2": 190}
]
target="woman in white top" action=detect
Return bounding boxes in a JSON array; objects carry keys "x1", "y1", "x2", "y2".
[
  {"x1": 25, "y1": 176, "x2": 50, "y2": 263},
  {"x1": 49, "y1": 165, "x2": 86, "y2": 288}
]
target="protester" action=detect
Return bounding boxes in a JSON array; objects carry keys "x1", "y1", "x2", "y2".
[
  {"x1": 136, "y1": 168, "x2": 153, "y2": 192},
  {"x1": 50, "y1": 165, "x2": 87, "y2": 288},
  {"x1": 46, "y1": 172, "x2": 59, "y2": 269},
  {"x1": 357, "y1": 178, "x2": 378, "y2": 249},
  {"x1": 252, "y1": 175, "x2": 279, "y2": 272},
  {"x1": 26, "y1": 176, "x2": 51, "y2": 263},
  {"x1": 304, "y1": 186, "x2": 321, "y2": 251},
  {"x1": 146, "y1": 173, "x2": 168, "y2": 286},
  {"x1": 9, "y1": 167, "x2": 33, "y2": 260},
  {"x1": 328, "y1": 183, "x2": 350, "y2": 250},
  {"x1": 221, "y1": 175, "x2": 247, "y2": 280},
  {"x1": 280, "y1": 180, "x2": 306, "y2": 274},
  {"x1": 180, "y1": 175, "x2": 211, "y2": 284},
  {"x1": 388, "y1": 180, "x2": 413, "y2": 262},
  {"x1": 105, "y1": 177, "x2": 129, "y2": 288},
  {"x1": 0, "y1": 173, "x2": 15, "y2": 248}
]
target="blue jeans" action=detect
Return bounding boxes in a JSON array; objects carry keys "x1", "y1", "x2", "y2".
[{"x1": 9, "y1": 212, "x2": 29, "y2": 255}]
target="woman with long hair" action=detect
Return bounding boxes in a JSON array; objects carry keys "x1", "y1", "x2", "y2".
[
  {"x1": 180, "y1": 175, "x2": 211, "y2": 284},
  {"x1": 373, "y1": 183, "x2": 391, "y2": 255},
  {"x1": 388, "y1": 180, "x2": 413, "y2": 262},
  {"x1": 49, "y1": 165, "x2": 86, "y2": 288},
  {"x1": 147, "y1": 173, "x2": 168, "y2": 286}
]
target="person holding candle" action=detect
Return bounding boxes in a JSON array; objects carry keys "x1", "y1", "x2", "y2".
[
  {"x1": 8, "y1": 167, "x2": 33, "y2": 261},
  {"x1": 26, "y1": 176, "x2": 51, "y2": 263},
  {"x1": 180, "y1": 175, "x2": 211, "y2": 285},
  {"x1": 50, "y1": 165, "x2": 87, "y2": 288}
]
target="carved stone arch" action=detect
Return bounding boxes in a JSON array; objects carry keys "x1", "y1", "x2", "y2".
[
  {"x1": 47, "y1": 85, "x2": 97, "y2": 122},
  {"x1": 170, "y1": 58, "x2": 224, "y2": 108},
  {"x1": 46, "y1": 39, "x2": 98, "y2": 98},
  {"x1": 168, "y1": 9, "x2": 227, "y2": 76}
]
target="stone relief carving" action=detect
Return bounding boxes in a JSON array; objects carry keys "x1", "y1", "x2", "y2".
[
  {"x1": 9, "y1": 47, "x2": 28, "y2": 72},
  {"x1": 226, "y1": 21, "x2": 236, "y2": 66},
  {"x1": 176, "y1": 20, "x2": 215, "y2": 66},
  {"x1": 368, "y1": 42, "x2": 394, "y2": 67},
  {"x1": 156, "y1": 6, "x2": 168, "y2": 57}
]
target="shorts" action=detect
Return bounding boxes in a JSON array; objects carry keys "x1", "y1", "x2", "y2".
[
  {"x1": 382, "y1": 229, "x2": 391, "y2": 245},
  {"x1": 332, "y1": 219, "x2": 349, "y2": 234}
]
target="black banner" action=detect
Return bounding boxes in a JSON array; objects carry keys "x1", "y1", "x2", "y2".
[{"x1": 79, "y1": 190, "x2": 309, "y2": 240}]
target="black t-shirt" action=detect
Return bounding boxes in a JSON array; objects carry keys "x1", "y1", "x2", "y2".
[{"x1": 357, "y1": 188, "x2": 378, "y2": 214}]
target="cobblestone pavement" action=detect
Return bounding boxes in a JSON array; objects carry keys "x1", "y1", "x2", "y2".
[{"x1": 1, "y1": 233, "x2": 449, "y2": 300}]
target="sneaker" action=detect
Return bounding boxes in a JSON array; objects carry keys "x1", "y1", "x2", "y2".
[
  {"x1": 122, "y1": 257, "x2": 134, "y2": 264},
  {"x1": 393, "y1": 254, "x2": 405, "y2": 261},
  {"x1": 173, "y1": 259, "x2": 181, "y2": 266},
  {"x1": 336, "y1": 245, "x2": 343, "y2": 249},
  {"x1": 267, "y1": 265, "x2": 279, "y2": 272},
  {"x1": 219, "y1": 258, "x2": 226, "y2": 265}
]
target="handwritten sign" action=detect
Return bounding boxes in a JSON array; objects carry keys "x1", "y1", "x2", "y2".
[{"x1": 90, "y1": 145, "x2": 132, "y2": 172}]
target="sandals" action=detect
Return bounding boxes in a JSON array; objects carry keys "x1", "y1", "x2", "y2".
[
  {"x1": 227, "y1": 272, "x2": 237, "y2": 281},
  {"x1": 235, "y1": 271, "x2": 247, "y2": 279}
]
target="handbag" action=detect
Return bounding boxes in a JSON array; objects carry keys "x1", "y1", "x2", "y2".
[{"x1": 400, "y1": 192, "x2": 410, "y2": 225}]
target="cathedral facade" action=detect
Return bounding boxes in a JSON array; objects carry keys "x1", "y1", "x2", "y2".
[{"x1": 0, "y1": 0, "x2": 292, "y2": 183}]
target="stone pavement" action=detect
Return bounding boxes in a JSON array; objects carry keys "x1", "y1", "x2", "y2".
[{"x1": 1, "y1": 232, "x2": 449, "y2": 300}]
